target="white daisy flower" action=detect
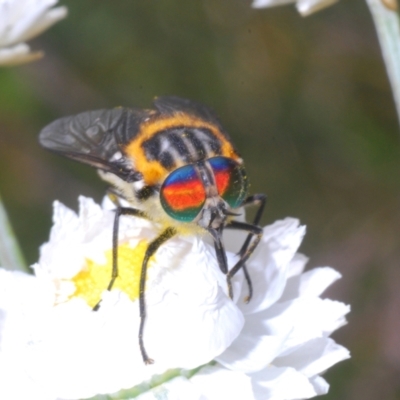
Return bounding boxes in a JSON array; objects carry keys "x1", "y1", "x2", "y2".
[
  {"x1": 0, "y1": 0, "x2": 67, "y2": 66},
  {"x1": 252, "y1": 0, "x2": 339, "y2": 16},
  {"x1": 0, "y1": 197, "x2": 349, "y2": 400}
]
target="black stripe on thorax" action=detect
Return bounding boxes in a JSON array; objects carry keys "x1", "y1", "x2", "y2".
[
  {"x1": 141, "y1": 126, "x2": 222, "y2": 170},
  {"x1": 167, "y1": 131, "x2": 193, "y2": 163}
]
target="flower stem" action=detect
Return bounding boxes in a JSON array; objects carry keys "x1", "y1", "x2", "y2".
[
  {"x1": 366, "y1": 0, "x2": 400, "y2": 127},
  {"x1": 86, "y1": 363, "x2": 212, "y2": 399},
  {"x1": 0, "y1": 194, "x2": 28, "y2": 272}
]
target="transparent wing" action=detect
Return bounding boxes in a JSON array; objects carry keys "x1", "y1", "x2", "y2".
[
  {"x1": 153, "y1": 96, "x2": 236, "y2": 146},
  {"x1": 39, "y1": 107, "x2": 148, "y2": 180},
  {"x1": 154, "y1": 96, "x2": 223, "y2": 127}
]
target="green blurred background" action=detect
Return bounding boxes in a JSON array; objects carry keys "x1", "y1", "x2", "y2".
[{"x1": 1, "y1": 0, "x2": 400, "y2": 398}]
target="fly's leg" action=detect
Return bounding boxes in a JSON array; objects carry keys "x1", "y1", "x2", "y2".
[
  {"x1": 234, "y1": 194, "x2": 266, "y2": 302},
  {"x1": 209, "y1": 194, "x2": 266, "y2": 302},
  {"x1": 93, "y1": 206, "x2": 147, "y2": 310},
  {"x1": 208, "y1": 226, "x2": 232, "y2": 296},
  {"x1": 138, "y1": 227, "x2": 176, "y2": 364},
  {"x1": 224, "y1": 220, "x2": 263, "y2": 301},
  {"x1": 92, "y1": 205, "x2": 176, "y2": 364}
]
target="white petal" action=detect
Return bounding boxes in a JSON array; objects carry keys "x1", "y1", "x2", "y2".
[
  {"x1": 0, "y1": 196, "x2": 350, "y2": 400},
  {"x1": 3, "y1": 1, "x2": 64, "y2": 46},
  {"x1": 190, "y1": 364, "x2": 254, "y2": 400},
  {"x1": 267, "y1": 297, "x2": 349, "y2": 356},
  {"x1": 19, "y1": 296, "x2": 146, "y2": 398},
  {"x1": 0, "y1": 43, "x2": 43, "y2": 66},
  {"x1": 296, "y1": 0, "x2": 339, "y2": 15},
  {"x1": 0, "y1": 270, "x2": 57, "y2": 399},
  {"x1": 220, "y1": 296, "x2": 349, "y2": 373},
  {"x1": 21, "y1": 299, "x2": 138, "y2": 398},
  {"x1": 3, "y1": 1, "x2": 50, "y2": 45},
  {"x1": 286, "y1": 253, "x2": 308, "y2": 278},
  {"x1": 239, "y1": 218, "x2": 306, "y2": 314},
  {"x1": 0, "y1": 0, "x2": 67, "y2": 67},
  {"x1": 1, "y1": 213, "x2": 244, "y2": 399},
  {"x1": 144, "y1": 283, "x2": 244, "y2": 369},
  {"x1": 79, "y1": 196, "x2": 156, "y2": 260},
  {"x1": 36, "y1": 196, "x2": 136, "y2": 285},
  {"x1": 309, "y1": 375, "x2": 329, "y2": 395},
  {"x1": 252, "y1": 0, "x2": 296, "y2": 8},
  {"x1": 0, "y1": 269, "x2": 54, "y2": 311},
  {"x1": 274, "y1": 337, "x2": 350, "y2": 377},
  {"x1": 237, "y1": 257, "x2": 286, "y2": 315},
  {"x1": 18, "y1": 286, "x2": 242, "y2": 399},
  {"x1": 279, "y1": 267, "x2": 342, "y2": 302},
  {"x1": 250, "y1": 366, "x2": 317, "y2": 400},
  {"x1": 143, "y1": 238, "x2": 245, "y2": 369},
  {"x1": 13, "y1": 6, "x2": 67, "y2": 44},
  {"x1": 36, "y1": 201, "x2": 85, "y2": 280},
  {"x1": 216, "y1": 324, "x2": 288, "y2": 373},
  {"x1": 0, "y1": 358, "x2": 55, "y2": 400},
  {"x1": 217, "y1": 296, "x2": 295, "y2": 372},
  {"x1": 260, "y1": 218, "x2": 306, "y2": 268}
]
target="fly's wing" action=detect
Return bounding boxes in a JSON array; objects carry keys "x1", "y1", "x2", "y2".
[
  {"x1": 153, "y1": 96, "x2": 221, "y2": 126},
  {"x1": 153, "y1": 96, "x2": 234, "y2": 142},
  {"x1": 39, "y1": 108, "x2": 149, "y2": 182}
]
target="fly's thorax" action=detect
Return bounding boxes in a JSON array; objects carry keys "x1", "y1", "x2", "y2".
[{"x1": 123, "y1": 117, "x2": 240, "y2": 187}]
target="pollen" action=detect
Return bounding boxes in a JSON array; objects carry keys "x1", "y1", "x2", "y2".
[{"x1": 71, "y1": 242, "x2": 149, "y2": 308}]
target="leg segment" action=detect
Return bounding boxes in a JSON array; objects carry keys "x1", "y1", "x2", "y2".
[
  {"x1": 139, "y1": 227, "x2": 176, "y2": 364},
  {"x1": 93, "y1": 206, "x2": 148, "y2": 310},
  {"x1": 92, "y1": 205, "x2": 176, "y2": 364},
  {"x1": 227, "y1": 194, "x2": 266, "y2": 302},
  {"x1": 238, "y1": 194, "x2": 267, "y2": 257},
  {"x1": 208, "y1": 226, "x2": 228, "y2": 274},
  {"x1": 208, "y1": 226, "x2": 233, "y2": 299},
  {"x1": 226, "y1": 221, "x2": 263, "y2": 277}
]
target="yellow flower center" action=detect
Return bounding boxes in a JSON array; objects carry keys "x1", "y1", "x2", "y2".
[{"x1": 71, "y1": 242, "x2": 149, "y2": 308}]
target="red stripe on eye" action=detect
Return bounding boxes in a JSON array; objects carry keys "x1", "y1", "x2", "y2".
[
  {"x1": 215, "y1": 170, "x2": 230, "y2": 196},
  {"x1": 162, "y1": 180, "x2": 206, "y2": 210}
]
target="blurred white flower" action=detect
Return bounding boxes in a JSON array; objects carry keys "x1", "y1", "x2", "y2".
[
  {"x1": 0, "y1": 197, "x2": 349, "y2": 400},
  {"x1": 252, "y1": 0, "x2": 339, "y2": 16},
  {"x1": 0, "y1": 0, "x2": 67, "y2": 66}
]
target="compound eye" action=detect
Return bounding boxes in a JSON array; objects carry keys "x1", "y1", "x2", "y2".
[
  {"x1": 208, "y1": 156, "x2": 248, "y2": 209},
  {"x1": 160, "y1": 164, "x2": 206, "y2": 222}
]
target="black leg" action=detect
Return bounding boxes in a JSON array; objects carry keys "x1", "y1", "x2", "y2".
[
  {"x1": 93, "y1": 206, "x2": 148, "y2": 311},
  {"x1": 92, "y1": 205, "x2": 175, "y2": 364},
  {"x1": 238, "y1": 194, "x2": 267, "y2": 257},
  {"x1": 208, "y1": 226, "x2": 228, "y2": 274},
  {"x1": 208, "y1": 226, "x2": 233, "y2": 298},
  {"x1": 227, "y1": 194, "x2": 266, "y2": 302},
  {"x1": 220, "y1": 221, "x2": 263, "y2": 303},
  {"x1": 138, "y1": 227, "x2": 176, "y2": 364},
  {"x1": 226, "y1": 221, "x2": 263, "y2": 276},
  {"x1": 208, "y1": 194, "x2": 266, "y2": 302}
]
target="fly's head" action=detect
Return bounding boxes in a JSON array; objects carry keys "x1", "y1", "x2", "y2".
[{"x1": 159, "y1": 156, "x2": 248, "y2": 231}]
